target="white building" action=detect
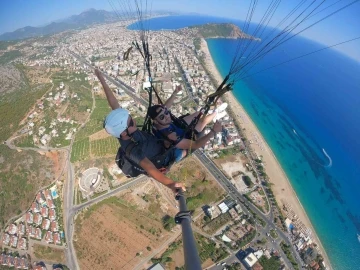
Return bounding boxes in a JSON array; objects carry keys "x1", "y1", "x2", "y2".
[
  {"x1": 218, "y1": 202, "x2": 229, "y2": 214},
  {"x1": 254, "y1": 249, "x2": 264, "y2": 259},
  {"x1": 244, "y1": 253, "x2": 258, "y2": 268}
]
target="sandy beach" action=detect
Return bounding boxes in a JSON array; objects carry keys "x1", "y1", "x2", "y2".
[{"x1": 200, "y1": 38, "x2": 332, "y2": 269}]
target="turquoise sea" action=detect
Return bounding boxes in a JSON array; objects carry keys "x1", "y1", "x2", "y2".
[{"x1": 129, "y1": 15, "x2": 360, "y2": 269}]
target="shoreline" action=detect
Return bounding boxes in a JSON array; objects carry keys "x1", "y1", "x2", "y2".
[{"x1": 200, "y1": 38, "x2": 332, "y2": 269}]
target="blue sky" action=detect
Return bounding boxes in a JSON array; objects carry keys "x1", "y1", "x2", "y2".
[{"x1": 0, "y1": 0, "x2": 359, "y2": 61}]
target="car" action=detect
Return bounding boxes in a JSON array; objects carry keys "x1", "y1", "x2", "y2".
[{"x1": 221, "y1": 262, "x2": 226, "y2": 266}]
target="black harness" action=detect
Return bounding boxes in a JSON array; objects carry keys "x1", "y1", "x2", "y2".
[{"x1": 115, "y1": 134, "x2": 174, "y2": 178}]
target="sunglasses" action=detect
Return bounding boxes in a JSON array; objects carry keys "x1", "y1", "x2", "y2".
[
  {"x1": 157, "y1": 108, "x2": 169, "y2": 121},
  {"x1": 124, "y1": 117, "x2": 135, "y2": 136}
]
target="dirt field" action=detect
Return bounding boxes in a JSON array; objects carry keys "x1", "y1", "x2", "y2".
[
  {"x1": 120, "y1": 180, "x2": 178, "y2": 219},
  {"x1": 167, "y1": 156, "x2": 226, "y2": 213},
  {"x1": 166, "y1": 237, "x2": 185, "y2": 269},
  {"x1": 24, "y1": 66, "x2": 51, "y2": 85},
  {"x1": 214, "y1": 153, "x2": 249, "y2": 178},
  {"x1": 89, "y1": 130, "x2": 111, "y2": 141},
  {"x1": 33, "y1": 244, "x2": 66, "y2": 264},
  {"x1": 203, "y1": 258, "x2": 214, "y2": 268},
  {"x1": 74, "y1": 193, "x2": 173, "y2": 270},
  {"x1": 44, "y1": 150, "x2": 66, "y2": 179}
]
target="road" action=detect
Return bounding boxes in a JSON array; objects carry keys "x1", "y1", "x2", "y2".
[
  {"x1": 68, "y1": 50, "x2": 148, "y2": 107},
  {"x1": 71, "y1": 175, "x2": 147, "y2": 215},
  {"x1": 195, "y1": 150, "x2": 302, "y2": 269},
  {"x1": 62, "y1": 81, "x2": 98, "y2": 270}
]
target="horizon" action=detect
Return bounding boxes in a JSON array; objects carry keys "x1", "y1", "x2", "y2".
[{"x1": 0, "y1": 0, "x2": 359, "y2": 61}]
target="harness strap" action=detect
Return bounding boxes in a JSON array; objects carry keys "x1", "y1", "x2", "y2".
[{"x1": 123, "y1": 138, "x2": 172, "y2": 173}]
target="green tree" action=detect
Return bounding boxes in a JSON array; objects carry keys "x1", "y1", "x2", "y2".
[
  {"x1": 203, "y1": 215, "x2": 211, "y2": 222},
  {"x1": 162, "y1": 215, "x2": 176, "y2": 231},
  {"x1": 242, "y1": 175, "x2": 253, "y2": 187}
]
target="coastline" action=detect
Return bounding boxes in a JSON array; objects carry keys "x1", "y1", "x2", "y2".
[{"x1": 200, "y1": 38, "x2": 332, "y2": 269}]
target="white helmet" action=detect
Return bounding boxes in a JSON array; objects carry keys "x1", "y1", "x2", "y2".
[{"x1": 104, "y1": 108, "x2": 129, "y2": 138}]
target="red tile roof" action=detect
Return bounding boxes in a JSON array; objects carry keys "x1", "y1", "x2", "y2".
[
  {"x1": 34, "y1": 213, "x2": 42, "y2": 225},
  {"x1": 40, "y1": 206, "x2": 48, "y2": 217},
  {"x1": 36, "y1": 192, "x2": 45, "y2": 203},
  {"x1": 50, "y1": 221, "x2": 59, "y2": 232},
  {"x1": 53, "y1": 232, "x2": 61, "y2": 245},
  {"x1": 31, "y1": 202, "x2": 40, "y2": 213},
  {"x1": 46, "y1": 198, "x2": 55, "y2": 208},
  {"x1": 45, "y1": 231, "x2": 53, "y2": 243},
  {"x1": 43, "y1": 189, "x2": 52, "y2": 200},
  {"x1": 41, "y1": 219, "x2": 50, "y2": 230},
  {"x1": 26, "y1": 212, "x2": 33, "y2": 224},
  {"x1": 49, "y1": 208, "x2": 56, "y2": 220}
]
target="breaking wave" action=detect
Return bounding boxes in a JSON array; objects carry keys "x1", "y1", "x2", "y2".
[{"x1": 323, "y1": 148, "x2": 332, "y2": 168}]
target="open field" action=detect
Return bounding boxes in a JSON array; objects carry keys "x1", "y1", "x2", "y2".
[
  {"x1": 167, "y1": 157, "x2": 226, "y2": 212},
  {"x1": 33, "y1": 244, "x2": 66, "y2": 264},
  {"x1": 160, "y1": 237, "x2": 185, "y2": 269},
  {"x1": 70, "y1": 96, "x2": 115, "y2": 162},
  {"x1": 74, "y1": 195, "x2": 172, "y2": 270},
  {"x1": 70, "y1": 138, "x2": 90, "y2": 162},
  {"x1": 90, "y1": 136, "x2": 118, "y2": 158},
  {"x1": 74, "y1": 97, "x2": 111, "y2": 142},
  {"x1": 71, "y1": 135, "x2": 119, "y2": 162},
  {"x1": 22, "y1": 65, "x2": 51, "y2": 86},
  {"x1": 0, "y1": 145, "x2": 61, "y2": 228}
]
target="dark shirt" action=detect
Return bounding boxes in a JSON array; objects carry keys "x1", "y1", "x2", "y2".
[
  {"x1": 119, "y1": 130, "x2": 166, "y2": 164},
  {"x1": 159, "y1": 123, "x2": 185, "y2": 139}
]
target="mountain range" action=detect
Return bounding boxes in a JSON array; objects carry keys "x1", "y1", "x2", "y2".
[{"x1": 0, "y1": 9, "x2": 149, "y2": 41}]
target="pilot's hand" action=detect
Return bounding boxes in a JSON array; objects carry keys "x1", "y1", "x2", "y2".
[
  {"x1": 212, "y1": 121, "x2": 222, "y2": 133},
  {"x1": 166, "y1": 181, "x2": 186, "y2": 194}
]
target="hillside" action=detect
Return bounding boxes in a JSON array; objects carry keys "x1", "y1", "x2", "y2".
[
  {"x1": 189, "y1": 23, "x2": 260, "y2": 40},
  {"x1": 0, "y1": 9, "x2": 118, "y2": 41}
]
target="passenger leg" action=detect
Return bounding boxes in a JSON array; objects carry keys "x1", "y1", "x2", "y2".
[
  {"x1": 182, "y1": 111, "x2": 217, "y2": 133},
  {"x1": 194, "y1": 111, "x2": 217, "y2": 132},
  {"x1": 182, "y1": 111, "x2": 200, "y2": 125}
]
